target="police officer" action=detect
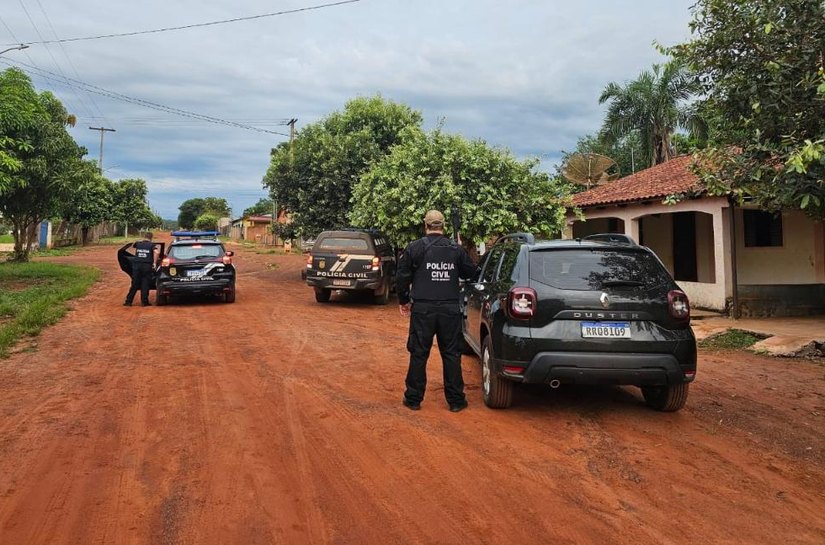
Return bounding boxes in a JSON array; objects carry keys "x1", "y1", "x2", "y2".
[
  {"x1": 124, "y1": 232, "x2": 160, "y2": 307},
  {"x1": 397, "y1": 210, "x2": 478, "y2": 412}
]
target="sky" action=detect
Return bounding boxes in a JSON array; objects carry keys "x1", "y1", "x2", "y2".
[{"x1": 0, "y1": 0, "x2": 696, "y2": 220}]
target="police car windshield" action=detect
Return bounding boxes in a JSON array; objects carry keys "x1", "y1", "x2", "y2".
[
  {"x1": 169, "y1": 244, "x2": 224, "y2": 260},
  {"x1": 316, "y1": 237, "x2": 369, "y2": 252}
]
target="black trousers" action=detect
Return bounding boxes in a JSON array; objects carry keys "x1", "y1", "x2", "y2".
[
  {"x1": 404, "y1": 301, "x2": 466, "y2": 405},
  {"x1": 126, "y1": 263, "x2": 153, "y2": 305}
]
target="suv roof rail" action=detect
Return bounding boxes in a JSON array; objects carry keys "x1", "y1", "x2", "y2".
[
  {"x1": 581, "y1": 233, "x2": 637, "y2": 245},
  {"x1": 494, "y1": 232, "x2": 535, "y2": 245},
  {"x1": 339, "y1": 227, "x2": 383, "y2": 234}
]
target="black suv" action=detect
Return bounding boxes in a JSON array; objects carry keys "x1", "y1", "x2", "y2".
[
  {"x1": 305, "y1": 229, "x2": 396, "y2": 304},
  {"x1": 155, "y1": 231, "x2": 236, "y2": 305},
  {"x1": 462, "y1": 233, "x2": 696, "y2": 411}
]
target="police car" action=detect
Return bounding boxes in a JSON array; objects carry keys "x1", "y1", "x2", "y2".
[
  {"x1": 304, "y1": 229, "x2": 396, "y2": 304},
  {"x1": 155, "y1": 231, "x2": 236, "y2": 305}
]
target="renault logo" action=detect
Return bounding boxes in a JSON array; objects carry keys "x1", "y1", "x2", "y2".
[{"x1": 600, "y1": 292, "x2": 610, "y2": 308}]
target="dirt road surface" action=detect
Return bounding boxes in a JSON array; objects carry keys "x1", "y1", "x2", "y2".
[{"x1": 1, "y1": 238, "x2": 824, "y2": 545}]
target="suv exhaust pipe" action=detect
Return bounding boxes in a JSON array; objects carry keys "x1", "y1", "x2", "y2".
[{"x1": 549, "y1": 379, "x2": 561, "y2": 389}]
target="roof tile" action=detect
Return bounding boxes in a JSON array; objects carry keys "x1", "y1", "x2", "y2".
[{"x1": 571, "y1": 155, "x2": 702, "y2": 208}]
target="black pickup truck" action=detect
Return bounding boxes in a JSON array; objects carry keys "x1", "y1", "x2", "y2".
[{"x1": 304, "y1": 229, "x2": 396, "y2": 304}]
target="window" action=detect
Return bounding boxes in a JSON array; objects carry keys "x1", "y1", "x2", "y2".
[
  {"x1": 529, "y1": 249, "x2": 671, "y2": 290},
  {"x1": 480, "y1": 247, "x2": 504, "y2": 283},
  {"x1": 169, "y1": 244, "x2": 224, "y2": 259},
  {"x1": 743, "y1": 210, "x2": 783, "y2": 247},
  {"x1": 497, "y1": 244, "x2": 520, "y2": 282},
  {"x1": 316, "y1": 237, "x2": 370, "y2": 251}
]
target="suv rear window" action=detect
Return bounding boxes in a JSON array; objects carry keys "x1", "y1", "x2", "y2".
[
  {"x1": 169, "y1": 244, "x2": 224, "y2": 260},
  {"x1": 316, "y1": 237, "x2": 370, "y2": 252},
  {"x1": 529, "y1": 248, "x2": 671, "y2": 290}
]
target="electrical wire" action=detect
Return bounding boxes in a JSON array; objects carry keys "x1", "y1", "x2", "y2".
[
  {"x1": 4, "y1": 0, "x2": 361, "y2": 46},
  {"x1": 3, "y1": 58, "x2": 291, "y2": 137}
]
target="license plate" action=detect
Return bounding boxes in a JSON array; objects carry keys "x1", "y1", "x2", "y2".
[
  {"x1": 186, "y1": 270, "x2": 204, "y2": 277},
  {"x1": 332, "y1": 279, "x2": 351, "y2": 287},
  {"x1": 581, "y1": 321, "x2": 631, "y2": 339}
]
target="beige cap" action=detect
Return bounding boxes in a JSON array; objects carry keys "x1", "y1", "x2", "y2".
[{"x1": 424, "y1": 209, "x2": 445, "y2": 227}]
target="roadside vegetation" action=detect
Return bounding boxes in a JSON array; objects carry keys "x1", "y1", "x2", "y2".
[
  {"x1": 0, "y1": 262, "x2": 99, "y2": 357},
  {"x1": 699, "y1": 329, "x2": 767, "y2": 350}
]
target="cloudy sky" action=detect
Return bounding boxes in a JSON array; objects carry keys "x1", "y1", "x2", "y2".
[{"x1": 1, "y1": 0, "x2": 696, "y2": 219}]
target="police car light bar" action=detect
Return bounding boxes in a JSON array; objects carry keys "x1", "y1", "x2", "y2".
[{"x1": 171, "y1": 230, "x2": 219, "y2": 240}]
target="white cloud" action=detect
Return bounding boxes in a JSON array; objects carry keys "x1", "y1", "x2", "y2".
[{"x1": 1, "y1": 0, "x2": 695, "y2": 218}]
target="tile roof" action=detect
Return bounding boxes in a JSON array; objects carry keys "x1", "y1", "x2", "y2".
[{"x1": 571, "y1": 155, "x2": 703, "y2": 208}]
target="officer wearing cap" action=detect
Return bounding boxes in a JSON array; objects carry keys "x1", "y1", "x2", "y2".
[
  {"x1": 124, "y1": 232, "x2": 160, "y2": 307},
  {"x1": 397, "y1": 209, "x2": 478, "y2": 412}
]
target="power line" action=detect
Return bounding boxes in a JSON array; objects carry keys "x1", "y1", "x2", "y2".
[
  {"x1": 5, "y1": 0, "x2": 361, "y2": 46},
  {"x1": 2, "y1": 58, "x2": 291, "y2": 137},
  {"x1": 32, "y1": 0, "x2": 111, "y2": 126}
]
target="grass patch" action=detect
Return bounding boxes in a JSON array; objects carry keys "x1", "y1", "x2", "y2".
[
  {"x1": 0, "y1": 261, "x2": 100, "y2": 357},
  {"x1": 699, "y1": 328, "x2": 767, "y2": 350},
  {"x1": 0, "y1": 234, "x2": 12, "y2": 243}
]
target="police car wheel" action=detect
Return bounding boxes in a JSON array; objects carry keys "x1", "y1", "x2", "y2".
[
  {"x1": 156, "y1": 293, "x2": 168, "y2": 306},
  {"x1": 314, "y1": 287, "x2": 331, "y2": 303},
  {"x1": 373, "y1": 279, "x2": 390, "y2": 305},
  {"x1": 225, "y1": 285, "x2": 236, "y2": 303},
  {"x1": 481, "y1": 336, "x2": 513, "y2": 409}
]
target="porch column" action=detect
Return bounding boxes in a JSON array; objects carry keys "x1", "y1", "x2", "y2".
[
  {"x1": 625, "y1": 216, "x2": 640, "y2": 243},
  {"x1": 714, "y1": 206, "x2": 733, "y2": 300}
]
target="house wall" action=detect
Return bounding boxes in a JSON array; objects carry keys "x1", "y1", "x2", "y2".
[
  {"x1": 639, "y1": 215, "x2": 674, "y2": 273},
  {"x1": 695, "y1": 212, "x2": 716, "y2": 283},
  {"x1": 735, "y1": 209, "x2": 820, "y2": 284},
  {"x1": 571, "y1": 217, "x2": 624, "y2": 238}
]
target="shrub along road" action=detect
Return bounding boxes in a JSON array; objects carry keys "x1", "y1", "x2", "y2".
[{"x1": 0, "y1": 238, "x2": 823, "y2": 544}]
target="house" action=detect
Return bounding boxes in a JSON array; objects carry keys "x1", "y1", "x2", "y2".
[
  {"x1": 564, "y1": 155, "x2": 825, "y2": 317},
  {"x1": 229, "y1": 210, "x2": 291, "y2": 245}
]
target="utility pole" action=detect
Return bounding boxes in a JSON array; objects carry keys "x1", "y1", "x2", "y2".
[
  {"x1": 89, "y1": 126, "x2": 116, "y2": 173},
  {"x1": 287, "y1": 118, "x2": 297, "y2": 144}
]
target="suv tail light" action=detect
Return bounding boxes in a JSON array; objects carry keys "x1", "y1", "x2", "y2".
[
  {"x1": 371, "y1": 256, "x2": 380, "y2": 271},
  {"x1": 161, "y1": 257, "x2": 173, "y2": 267},
  {"x1": 668, "y1": 290, "x2": 690, "y2": 322},
  {"x1": 507, "y1": 287, "x2": 537, "y2": 319},
  {"x1": 306, "y1": 254, "x2": 313, "y2": 268},
  {"x1": 222, "y1": 255, "x2": 233, "y2": 265}
]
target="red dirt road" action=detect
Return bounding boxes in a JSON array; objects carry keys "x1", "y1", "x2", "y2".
[{"x1": 1, "y1": 239, "x2": 824, "y2": 545}]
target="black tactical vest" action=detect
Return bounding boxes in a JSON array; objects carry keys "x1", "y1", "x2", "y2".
[
  {"x1": 410, "y1": 236, "x2": 462, "y2": 301},
  {"x1": 134, "y1": 240, "x2": 154, "y2": 263}
]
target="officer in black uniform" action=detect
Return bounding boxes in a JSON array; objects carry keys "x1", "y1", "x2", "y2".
[
  {"x1": 397, "y1": 210, "x2": 478, "y2": 412},
  {"x1": 124, "y1": 232, "x2": 159, "y2": 307}
]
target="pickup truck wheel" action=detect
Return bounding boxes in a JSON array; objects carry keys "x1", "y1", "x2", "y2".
[
  {"x1": 642, "y1": 383, "x2": 689, "y2": 412},
  {"x1": 373, "y1": 279, "x2": 390, "y2": 305},
  {"x1": 156, "y1": 293, "x2": 168, "y2": 306},
  {"x1": 314, "y1": 287, "x2": 331, "y2": 303},
  {"x1": 481, "y1": 336, "x2": 512, "y2": 408},
  {"x1": 224, "y1": 285, "x2": 236, "y2": 303}
]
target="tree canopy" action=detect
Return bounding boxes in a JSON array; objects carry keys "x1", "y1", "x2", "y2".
[
  {"x1": 672, "y1": 0, "x2": 825, "y2": 218},
  {"x1": 177, "y1": 197, "x2": 230, "y2": 229},
  {"x1": 599, "y1": 60, "x2": 706, "y2": 168},
  {"x1": 243, "y1": 197, "x2": 274, "y2": 217},
  {"x1": 262, "y1": 95, "x2": 423, "y2": 237},
  {"x1": 350, "y1": 130, "x2": 571, "y2": 251},
  {"x1": 0, "y1": 68, "x2": 85, "y2": 261},
  {"x1": 60, "y1": 160, "x2": 112, "y2": 245}
]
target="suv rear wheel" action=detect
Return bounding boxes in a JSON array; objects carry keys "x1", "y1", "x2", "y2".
[
  {"x1": 373, "y1": 278, "x2": 390, "y2": 305},
  {"x1": 156, "y1": 293, "x2": 168, "y2": 306},
  {"x1": 642, "y1": 383, "x2": 689, "y2": 412},
  {"x1": 314, "y1": 287, "x2": 331, "y2": 303},
  {"x1": 225, "y1": 283, "x2": 236, "y2": 303},
  {"x1": 481, "y1": 336, "x2": 513, "y2": 409}
]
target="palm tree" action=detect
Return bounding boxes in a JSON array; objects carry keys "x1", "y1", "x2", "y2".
[{"x1": 599, "y1": 60, "x2": 706, "y2": 168}]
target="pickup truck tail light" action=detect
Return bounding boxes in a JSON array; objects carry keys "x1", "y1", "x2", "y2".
[
  {"x1": 668, "y1": 290, "x2": 690, "y2": 322},
  {"x1": 507, "y1": 287, "x2": 537, "y2": 319},
  {"x1": 306, "y1": 254, "x2": 313, "y2": 268},
  {"x1": 161, "y1": 257, "x2": 173, "y2": 267},
  {"x1": 222, "y1": 255, "x2": 232, "y2": 265},
  {"x1": 371, "y1": 256, "x2": 380, "y2": 271}
]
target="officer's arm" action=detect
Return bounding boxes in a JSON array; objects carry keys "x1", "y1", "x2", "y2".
[{"x1": 396, "y1": 245, "x2": 415, "y2": 305}]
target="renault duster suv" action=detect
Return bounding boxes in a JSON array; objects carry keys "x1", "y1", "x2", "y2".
[{"x1": 462, "y1": 233, "x2": 696, "y2": 411}]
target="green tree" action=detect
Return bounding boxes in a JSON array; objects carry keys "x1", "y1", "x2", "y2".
[
  {"x1": 177, "y1": 197, "x2": 230, "y2": 228},
  {"x1": 61, "y1": 160, "x2": 113, "y2": 245},
  {"x1": 672, "y1": 0, "x2": 825, "y2": 218},
  {"x1": 350, "y1": 130, "x2": 571, "y2": 253},
  {"x1": 193, "y1": 212, "x2": 219, "y2": 231},
  {"x1": 263, "y1": 95, "x2": 424, "y2": 237},
  {"x1": 111, "y1": 178, "x2": 154, "y2": 236},
  {"x1": 242, "y1": 197, "x2": 273, "y2": 217},
  {"x1": 0, "y1": 68, "x2": 84, "y2": 261},
  {"x1": 599, "y1": 59, "x2": 706, "y2": 168}
]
